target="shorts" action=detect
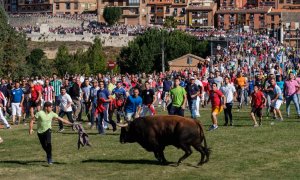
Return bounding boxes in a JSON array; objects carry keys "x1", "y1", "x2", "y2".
[
  {"x1": 55, "y1": 96, "x2": 61, "y2": 106},
  {"x1": 125, "y1": 112, "x2": 135, "y2": 121},
  {"x1": 251, "y1": 107, "x2": 262, "y2": 117},
  {"x1": 271, "y1": 99, "x2": 283, "y2": 110},
  {"x1": 30, "y1": 100, "x2": 41, "y2": 108},
  {"x1": 12, "y1": 103, "x2": 22, "y2": 116},
  {"x1": 212, "y1": 106, "x2": 223, "y2": 115}
]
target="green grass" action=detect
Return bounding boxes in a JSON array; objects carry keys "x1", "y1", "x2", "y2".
[{"x1": 0, "y1": 105, "x2": 300, "y2": 180}]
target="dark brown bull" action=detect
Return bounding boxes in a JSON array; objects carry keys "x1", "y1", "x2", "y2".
[{"x1": 118, "y1": 115, "x2": 210, "y2": 166}]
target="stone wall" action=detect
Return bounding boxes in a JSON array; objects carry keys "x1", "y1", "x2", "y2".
[
  {"x1": 27, "y1": 32, "x2": 135, "y2": 47},
  {"x1": 9, "y1": 16, "x2": 94, "y2": 27}
]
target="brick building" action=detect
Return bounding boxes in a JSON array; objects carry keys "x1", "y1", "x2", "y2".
[{"x1": 53, "y1": 0, "x2": 97, "y2": 14}]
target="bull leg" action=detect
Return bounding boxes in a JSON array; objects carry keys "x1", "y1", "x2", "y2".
[
  {"x1": 177, "y1": 145, "x2": 192, "y2": 166},
  {"x1": 154, "y1": 151, "x2": 161, "y2": 162},
  {"x1": 193, "y1": 144, "x2": 206, "y2": 166},
  {"x1": 158, "y1": 150, "x2": 168, "y2": 165}
]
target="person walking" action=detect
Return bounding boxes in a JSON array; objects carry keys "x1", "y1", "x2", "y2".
[
  {"x1": 50, "y1": 74, "x2": 62, "y2": 113},
  {"x1": 220, "y1": 76, "x2": 236, "y2": 126},
  {"x1": 283, "y1": 73, "x2": 300, "y2": 118},
  {"x1": 0, "y1": 91, "x2": 10, "y2": 129},
  {"x1": 185, "y1": 77, "x2": 200, "y2": 119},
  {"x1": 208, "y1": 83, "x2": 226, "y2": 131},
  {"x1": 29, "y1": 101, "x2": 73, "y2": 164},
  {"x1": 168, "y1": 77, "x2": 187, "y2": 117}
]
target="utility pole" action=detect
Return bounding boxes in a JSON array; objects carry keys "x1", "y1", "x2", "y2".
[{"x1": 162, "y1": 31, "x2": 165, "y2": 73}]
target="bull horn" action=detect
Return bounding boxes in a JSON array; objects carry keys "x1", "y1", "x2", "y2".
[{"x1": 116, "y1": 123, "x2": 128, "y2": 127}]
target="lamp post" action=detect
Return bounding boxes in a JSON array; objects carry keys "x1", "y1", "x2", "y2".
[{"x1": 296, "y1": 28, "x2": 299, "y2": 55}]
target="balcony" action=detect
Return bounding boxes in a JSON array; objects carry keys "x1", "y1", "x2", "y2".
[
  {"x1": 172, "y1": 0, "x2": 187, "y2": 6},
  {"x1": 123, "y1": 9, "x2": 139, "y2": 17},
  {"x1": 192, "y1": 14, "x2": 208, "y2": 19},
  {"x1": 148, "y1": 0, "x2": 172, "y2": 5}
]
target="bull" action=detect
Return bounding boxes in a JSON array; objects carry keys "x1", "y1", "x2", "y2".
[{"x1": 118, "y1": 115, "x2": 210, "y2": 166}]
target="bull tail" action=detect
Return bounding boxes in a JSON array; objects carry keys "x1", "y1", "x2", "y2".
[{"x1": 197, "y1": 122, "x2": 211, "y2": 163}]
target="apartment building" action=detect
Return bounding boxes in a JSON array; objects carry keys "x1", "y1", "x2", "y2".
[
  {"x1": 97, "y1": 0, "x2": 148, "y2": 25},
  {"x1": 53, "y1": 0, "x2": 97, "y2": 14}
]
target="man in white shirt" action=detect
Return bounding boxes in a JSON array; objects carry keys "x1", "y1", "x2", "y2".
[
  {"x1": 194, "y1": 74, "x2": 203, "y2": 117},
  {"x1": 220, "y1": 76, "x2": 237, "y2": 126},
  {"x1": 58, "y1": 86, "x2": 74, "y2": 132}
]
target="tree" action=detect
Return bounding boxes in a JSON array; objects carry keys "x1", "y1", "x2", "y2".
[
  {"x1": 54, "y1": 45, "x2": 71, "y2": 77},
  {"x1": 26, "y1": 49, "x2": 53, "y2": 77},
  {"x1": 103, "y1": 6, "x2": 122, "y2": 26},
  {"x1": 163, "y1": 16, "x2": 178, "y2": 29},
  {"x1": 86, "y1": 38, "x2": 106, "y2": 74},
  {"x1": 118, "y1": 29, "x2": 209, "y2": 74},
  {"x1": 0, "y1": 6, "x2": 28, "y2": 78}
]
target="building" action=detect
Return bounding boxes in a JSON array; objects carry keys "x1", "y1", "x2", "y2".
[
  {"x1": 54, "y1": 0, "x2": 97, "y2": 15},
  {"x1": 186, "y1": 0, "x2": 217, "y2": 29},
  {"x1": 97, "y1": 0, "x2": 148, "y2": 25},
  {"x1": 15, "y1": 0, "x2": 53, "y2": 14},
  {"x1": 168, "y1": 53, "x2": 208, "y2": 71}
]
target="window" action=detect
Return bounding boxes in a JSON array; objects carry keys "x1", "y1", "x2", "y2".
[
  {"x1": 271, "y1": 15, "x2": 274, "y2": 21},
  {"x1": 74, "y1": 3, "x2": 78, "y2": 10},
  {"x1": 129, "y1": 0, "x2": 140, "y2": 6},
  {"x1": 279, "y1": 0, "x2": 284, "y2": 3},
  {"x1": 66, "y1": 2, "x2": 70, "y2": 10},
  {"x1": 56, "y1": 3, "x2": 59, "y2": 10}
]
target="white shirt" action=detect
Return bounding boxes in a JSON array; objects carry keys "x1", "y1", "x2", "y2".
[
  {"x1": 220, "y1": 84, "x2": 236, "y2": 103},
  {"x1": 59, "y1": 93, "x2": 73, "y2": 112}
]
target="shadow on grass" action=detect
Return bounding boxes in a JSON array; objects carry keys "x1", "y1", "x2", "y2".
[
  {"x1": 82, "y1": 159, "x2": 164, "y2": 166},
  {"x1": 0, "y1": 160, "x2": 66, "y2": 165}
]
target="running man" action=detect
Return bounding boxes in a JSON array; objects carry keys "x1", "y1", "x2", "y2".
[
  {"x1": 10, "y1": 82, "x2": 24, "y2": 125},
  {"x1": 250, "y1": 85, "x2": 266, "y2": 127},
  {"x1": 29, "y1": 102, "x2": 73, "y2": 164},
  {"x1": 50, "y1": 74, "x2": 62, "y2": 113},
  {"x1": 208, "y1": 83, "x2": 226, "y2": 131},
  {"x1": 168, "y1": 77, "x2": 187, "y2": 117}
]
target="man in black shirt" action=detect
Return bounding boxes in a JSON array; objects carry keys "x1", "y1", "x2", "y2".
[
  {"x1": 69, "y1": 77, "x2": 82, "y2": 121},
  {"x1": 186, "y1": 77, "x2": 200, "y2": 119},
  {"x1": 141, "y1": 82, "x2": 156, "y2": 117}
]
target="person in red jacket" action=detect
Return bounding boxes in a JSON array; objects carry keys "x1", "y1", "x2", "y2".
[
  {"x1": 29, "y1": 81, "x2": 42, "y2": 118},
  {"x1": 250, "y1": 85, "x2": 266, "y2": 127}
]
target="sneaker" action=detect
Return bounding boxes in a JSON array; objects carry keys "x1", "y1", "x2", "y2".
[
  {"x1": 253, "y1": 124, "x2": 259, "y2": 128},
  {"x1": 259, "y1": 121, "x2": 262, "y2": 126},
  {"x1": 229, "y1": 123, "x2": 233, "y2": 126},
  {"x1": 223, "y1": 123, "x2": 228, "y2": 126},
  {"x1": 208, "y1": 124, "x2": 218, "y2": 131},
  {"x1": 47, "y1": 157, "x2": 53, "y2": 165},
  {"x1": 287, "y1": 114, "x2": 290, "y2": 118},
  {"x1": 6, "y1": 126, "x2": 11, "y2": 129},
  {"x1": 57, "y1": 128, "x2": 64, "y2": 133},
  {"x1": 276, "y1": 117, "x2": 284, "y2": 122}
]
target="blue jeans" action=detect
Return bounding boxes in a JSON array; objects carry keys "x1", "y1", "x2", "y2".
[
  {"x1": 97, "y1": 104, "x2": 116, "y2": 134},
  {"x1": 90, "y1": 103, "x2": 97, "y2": 126},
  {"x1": 285, "y1": 94, "x2": 300, "y2": 115},
  {"x1": 188, "y1": 99, "x2": 197, "y2": 119}
]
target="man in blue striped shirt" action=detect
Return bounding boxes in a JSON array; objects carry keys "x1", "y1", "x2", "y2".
[{"x1": 50, "y1": 74, "x2": 62, "y2": 113}]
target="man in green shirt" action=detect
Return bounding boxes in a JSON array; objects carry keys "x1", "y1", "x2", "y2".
[
  {"x1": 29, "y1": 102, "x2": 72, "y2": 165},
  {"x1": 168, "y1": 77, "x2": 187, "y2": 117}
]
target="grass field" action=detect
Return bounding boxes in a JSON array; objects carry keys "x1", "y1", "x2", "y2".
[{"x1": 0, "y1": 105, "x2": 300, "y2": 180}]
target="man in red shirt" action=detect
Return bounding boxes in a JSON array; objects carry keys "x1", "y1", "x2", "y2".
[
  {"x1": 29, "y1": 81, "x2": 42, "y2": 118},
  {"x1": 207, "y1": 83, "x2": 226, "y2": 131},
  {"x1": 250, "y1": 85, "x2": 266, "y2": 127}
]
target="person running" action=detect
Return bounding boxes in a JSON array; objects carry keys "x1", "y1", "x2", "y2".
[
  {"x1": 82, "y1": 79, "x2": 91, "y2": 122},
  {"x1": 50, "y1": 74, "x2": 62, "y2": 113},
  {"x1": 270, "y1": 78, "x2": 284, "y2": 121},
  {"x1": 57, "y1": 87, "x2": 74, "y2": 132},
  {"x1": 250, "y1": 85, "x2": 266, "y2": 127},
  {"x1": 111, "y1": 81, "x2": 127, "y2": 123},
  {"x1": 141, "y1": 81, "x2": 156, "y2": 117},
  {"x1": 162, "y1": 77, "x2": 172, "y2": 111},
  {"x1": 123, "y1": 88, "x2": 142, "y2": 122},
  {"x1": 29, "y1": 101, "x2": 73, "y2": 165},
  {"x1": 10, "y1": 82, "x2": 24, "y2": 125},
  {"x1": 89, "y1": 80, "x2": 100, "y2": 129},
  {"x1": 69, "y1": 77, "x2": 82, "y2": 121},
  {"x1": 0, "y1": 91, "x2": 10, "y2": 129},
  {"x1": 208, "y1": 83, "x2": 226, "y2": 131},
  {"x1": 220, "y1": 76, "x2": 236, "y2": 126},
  {"x1": 185, "y1": 77, "x2": 200, "y2": 119},
  {"x1": 97, "y1": 81, "x2": 116, "y2": 134},
  {"x1": 168, "y1": 77, "x2": 187, "y2": 117},
  {"x1": 29, "y1": 80, "x2": 42, "y2": 118},
  {"x1": 283, "y1": 73, "x2": 300, "y2": 118},
  {"x1": 43, "y1": 79, "x2": 55, "y2": 104}
]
